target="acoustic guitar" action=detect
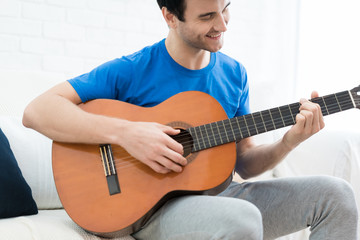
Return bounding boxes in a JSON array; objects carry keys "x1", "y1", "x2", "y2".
[{"x1": 52, "y1": 86, "x2": 360, "y2": 238}]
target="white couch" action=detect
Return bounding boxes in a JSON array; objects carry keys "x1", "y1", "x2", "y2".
[
  {"x1": 0, "y1": 70, "x2": 134, "y2": 240},
  {"x1": 0, "y1": 70, "x2": 359, "y2": 239}
]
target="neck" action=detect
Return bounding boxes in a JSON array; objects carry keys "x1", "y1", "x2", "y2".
[
  {"x1": 165, "y1": 32, "x2": 211, "y2": 70},
  {"x1": 188, "y1": 89, "x2": 357, "y2": 152}
]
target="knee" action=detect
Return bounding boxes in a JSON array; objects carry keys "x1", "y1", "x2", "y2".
[
  {"x1": 317, "y1": 176, "x2": 358, "y2": 219},
  {"x1": 218, "y1": 200, "x2": 263, "y2": 240},
  {"x1": 237, "y1": 202, "x2": 263, "y2": 240}
]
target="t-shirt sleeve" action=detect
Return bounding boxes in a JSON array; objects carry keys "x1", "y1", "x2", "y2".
[
  {"x1": 234, "y1": 64, "x2": 250, "y2": 117},
  {"x1": 67, "y1": 58, "x2": 133, "y2": 103}
]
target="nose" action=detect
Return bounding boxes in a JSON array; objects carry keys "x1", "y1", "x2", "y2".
[{"x1": 214, "y1": 13, "x2": 228, "y2": 32}]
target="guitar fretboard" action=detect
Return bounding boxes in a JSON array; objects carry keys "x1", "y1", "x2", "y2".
[{"x1": 189, "y1": 90, "x2": 355, "y2": 152}]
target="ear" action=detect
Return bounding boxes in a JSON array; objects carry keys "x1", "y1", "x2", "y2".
[{"x1": 161, "y1": 7, "x2": 178, "y2": 29}]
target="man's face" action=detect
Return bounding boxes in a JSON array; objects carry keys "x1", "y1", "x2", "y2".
[{"x1": 176, "y1": 0, "x2": 231, "y2": 53}]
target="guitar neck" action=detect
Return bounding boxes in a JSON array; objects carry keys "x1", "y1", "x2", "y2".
[{"x1": 189, "y1": 90, "x2": 356, "y2": 152}]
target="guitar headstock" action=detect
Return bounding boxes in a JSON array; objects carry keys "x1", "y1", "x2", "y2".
[{"x1": 350, "y1": 85, "x2": 360, "y2": 109}]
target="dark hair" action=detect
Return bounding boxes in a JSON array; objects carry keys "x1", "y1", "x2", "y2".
[{"x1": 157, "y1": 0, "x2": 186, "y2": 22}]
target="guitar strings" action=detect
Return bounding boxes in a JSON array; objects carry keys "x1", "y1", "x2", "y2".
[
  {"x1": 106, "y1": 98, "x2": 356, "y2": 170},
  {"x1": 110, "y1": 108, "x2": 356, "y2": 171},
  {"x1": 110, "y1": 98, "x2": 354, "y2": 158},
  {"x1": 110, "y1": 98, "x2": 355, "y2": 155},
  {"x1": 108, "y1": 96, "x2": 354, "y2": 152}
]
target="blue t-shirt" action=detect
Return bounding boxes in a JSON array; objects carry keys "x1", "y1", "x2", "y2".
[{"x1": 68, "y1": 39, "x2": 250, "y2": 118}]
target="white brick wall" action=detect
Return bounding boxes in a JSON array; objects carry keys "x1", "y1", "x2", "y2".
[
  {"x1": 0, "y1": 0, "x2": 300, "y2": 113},
  {"x1": 0, "y1": 0, "x2": 168, "y2": 77}
]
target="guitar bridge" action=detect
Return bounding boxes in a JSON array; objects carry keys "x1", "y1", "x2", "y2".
[{"x1": 99, "y1": 144, "x2": 121, "y2": 195}]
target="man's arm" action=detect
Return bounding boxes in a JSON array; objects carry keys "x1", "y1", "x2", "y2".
[
  {"x1": 235, "y1": 92, "x2": 325, "y2": 179},
  {"x1": 23, "y1": 81, "x2": 187, "y2": 174}
]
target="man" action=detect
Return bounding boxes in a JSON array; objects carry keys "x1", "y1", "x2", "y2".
[{"x1": 23, "y1": 0, "x2": 358, "y2": 239}]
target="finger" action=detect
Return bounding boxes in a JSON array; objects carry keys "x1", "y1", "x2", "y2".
[
  {"x1": 156, "y1": 155, "x2": 183, "y2": 173},
  {"x1": 299, "y1": 98, "x2": 308, "y2": 105},
  {"x1": 299, "y1": 100, "x2": 323, "y2": 132},
  {"x1": 295, "y1": 112, "x2": 306, "y2": 129},
  {"x1": 311, "y1": 91, "x2": 319, "y2": 99},
  {"x1": 158, "y1": 125, "x2": 184, "y2": 154},
  {"x1": 300, "y1": 109, "x2": 314, "y2": 132},
  {"x1": 162, "y1": 125, "x2": 181, "y2": 136},
  {"x1": 159, "y1": 128, "x2": 183, "y2": 155},
  {"x1": 163, "y1": 147, "x2": 187, "y2": 166},
  {"x1": 166, "y1": 137, "x2": 184, "y2": 156},
  {"x1": 312, "y1": 104, "x2": 325, "y2": 131},
  {"x1": 147, "y1": 161, "x2": 171, "y2": 174}
]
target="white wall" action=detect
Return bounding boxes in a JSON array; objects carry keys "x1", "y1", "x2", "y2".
[
  {"x1": 0, "y1": 0, "x2": 168, "y2": 78},
  {"x1": 223, "y1": 0, "x2": 300, "y2": 111},
  {"x1": 296, "y1": 0, "x2": 360, "y2": 96},
  {"x1": 296, "y1": 0, "x2": 360, "y2": 131},
  {"x1": 0, "y1": 0, "x2": 300, "y2": 114}
]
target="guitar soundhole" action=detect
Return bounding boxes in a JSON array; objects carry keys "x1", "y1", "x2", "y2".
[
  {"x1": 171, "y1": 129, "x2": 193, "y2": 158},
  {"x1": 167, "y1": 121, "x2": 198, "y2": 163}
]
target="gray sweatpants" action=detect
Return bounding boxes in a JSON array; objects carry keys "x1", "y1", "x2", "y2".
[{"x1": 132, "y1": 176, "x2": 358, "y2": 240}]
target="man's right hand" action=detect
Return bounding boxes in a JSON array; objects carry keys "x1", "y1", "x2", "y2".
[{"x1": 117, "y1": 121, "x2": 187, "y2": 174}]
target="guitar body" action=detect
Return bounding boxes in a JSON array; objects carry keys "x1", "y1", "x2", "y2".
[{"x1": 52, "y1": 91, "x2": 236, "y2": 237}]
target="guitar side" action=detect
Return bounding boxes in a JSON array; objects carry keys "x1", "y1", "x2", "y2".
[{"x1": 52, "y1": 91, "x2": 237, "y2": 237}]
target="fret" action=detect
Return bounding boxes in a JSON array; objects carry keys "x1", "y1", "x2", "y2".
[
  {"x1": 201, "y1": 124, "x2": 212, "y2": 148},
  {"x1": 242, "y1": 116, "x2": 251, "y2": 137},
  {"x1": 287, "y1": 105, "x2": 295, "y2": 123},
  {"x1": 252, "y1": 112, "x2": 266, "y2": 134},
  {"x1": 244, "y1": 114, "x2": 257, "y2": 136},
  {"x1": 311, "y1": 97, "x2": 329, "y2": 115},
  {"x1": 269, "y1": 107, "x2": 285, "y2": 129},
  {"x1": 229, "y1": 118, "x2": 242, "y2": 141},
  {"x1": 337, "y1": 91, "x2": 354, "y2": 111},
  {"x1": 289, "y1": 103, "x2": 300, "y2": 120},
  {"x1": 195, "y1": 126, "x2": 205, "y2": 151},
  {"x1": 215, "y1": 121, "x2": 224, "y2": 145},
  {"x1": 227, "y1": 119, "x2": 237, "y2": 141},
  {"x1": 233, "y1": 117, "x2": 244, "y2": 139},
  {"x1": 278, "y1": 107, "x2": 286, "y2": 127},
  {"x1": 260, "y1": 110, "x2": 275, "y2": 131},
  {"x1": 279, "y1": 105, "x2": 295, "y2": 126},
  {"x1": 216, "y1": 120, "x2": 229, "y2": 144},
  {"x1": 334, "y1": 94, "x2": 342, "y2": 111},
  {"x1": 200, "y1": 125, "x2": 209, "y2": 149},
  {"x1": 349, "y1": 90, "x2": 357, "y2": 108},
  {"x1": 222, "y1": 120, "x2": 236, "y2": 143},
  {"x1": 259, "y1": 111, "x2": 268, "y2": 132},
  {"x1": 249, "y1": 114, "x2": 259, "y2": 134},
  {"x1": 321, "y1": 97, "x2": 330, "y2": 115},
  {"x1": 222, "y1": 120, "x2": 231, "y2": 142},
  {"x1": 268, "y1": 109, "x2": 276, "y2": 130},
  {"x1": 323, "y1": 94, "x2": 341, "y2": 114},
  {"x1": 236, "y1": 116, "x2": 250, "y2": 138},
  {"x1": 208, "y1": 122, "x2": 218, "y2": 147},
  {"x1": 188, "y1": 127, "x2": 200, "y2": 152},
  {"x1": 251, "y1": 114, "x2": 259, "y2": 134}
]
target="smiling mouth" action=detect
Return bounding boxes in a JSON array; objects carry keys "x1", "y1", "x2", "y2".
[{"x1": 206, "y1": 33, "x2": 222, "y2": 39}]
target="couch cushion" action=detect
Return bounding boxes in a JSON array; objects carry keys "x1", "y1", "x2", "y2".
[
  {"x1": 0, "y1": 116, "x2": 62, "y2": 209},
  {"x1": 0, "y1": 209, "x2": 135, "y2": 240},
  {"x1": 0, "y1": 128, "x2": 38, "y2": 218}
]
